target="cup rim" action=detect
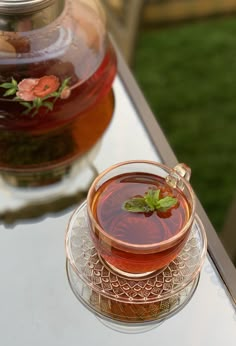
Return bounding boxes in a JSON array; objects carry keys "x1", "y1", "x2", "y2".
[{"x1": 87, "y1": 160, "x2": 196, "y2": 252}]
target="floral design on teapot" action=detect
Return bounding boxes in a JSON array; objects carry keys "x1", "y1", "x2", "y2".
[{"x1": 0, "y1": 75, "x2": 71, "y2": 117}]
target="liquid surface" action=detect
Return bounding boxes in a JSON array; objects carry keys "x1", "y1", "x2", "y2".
[{"x1": 92, "y1": 173, "x2": 190, "y2": 246}]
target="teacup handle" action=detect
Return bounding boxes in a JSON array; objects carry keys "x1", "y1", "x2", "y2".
[
  {"x1": 173, "y1": 163, "x2": 191, "y2": 182},
  {"x1": 166, "y1": 163, "x2": 191, "y2": 190}
]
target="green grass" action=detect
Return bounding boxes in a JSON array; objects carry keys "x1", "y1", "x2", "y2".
[{"x1": 133, "y1": 17, "x2": 236, "y2": 232}]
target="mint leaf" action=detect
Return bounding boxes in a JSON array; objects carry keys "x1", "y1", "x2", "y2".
[
  {"x1": 58, "y1": 77, "x2": 71, "y2": 94},
  {"x1": 122, "y1": 188, "x2": 178, "y2": 214},
  {"x1": 0, "y1": 82, "x2": 14, "y2": 89},
  {"x1": 43, "y1": 101, "x2": 53, "y2": 111},
  {"x1": 61, "y1": 77, "x2": 71, "y2": 89},
  {"x1": 20, "y1": 102, "x2": 32, "y2": 110},
  {"x1": 11, "y1": 78, "x2": 17, "y2": 87},
  {"x1": 122, "y1": 198, "x2": 152, "y2": 213},
  {"x1": 4, "y1": 88, "x2": 17, "y2": 96},
  {"x1": 34, "y1": 97, "x2": 42, "y2": 108},
  {"x1": 144, "y1": 190, "x2": 155, "y2": 210},
  {"x1": 156, "y1": 196, "x2": 178, "y2": 212},
  {"x1": 144, "y1": 189, "x2": 160, "y2": 211},
  {"x1": 153, "y1": 189, "x2": 161, "y2": 208},
  {"x1": 50, "y1": 92, "x2": 59, "y2": 97}
]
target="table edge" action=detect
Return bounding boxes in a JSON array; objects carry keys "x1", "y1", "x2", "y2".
[{"x1": 116, "y1": 47, "x2": 236, "y2": 306}]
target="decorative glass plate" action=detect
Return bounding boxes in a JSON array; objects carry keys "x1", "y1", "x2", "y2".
[
  {"x1": 65, "y1": 202, "x2": 207, "y2": 331},
  {"x1": 67, "y1": 260, "x2": 199, "y2": 333}
]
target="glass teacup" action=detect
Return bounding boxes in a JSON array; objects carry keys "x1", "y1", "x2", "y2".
[{"x1": 87, "y1": 160, "x2": 196, "y2": 277}]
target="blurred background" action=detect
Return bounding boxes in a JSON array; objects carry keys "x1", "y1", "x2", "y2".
[{"x1": 101, "y1": 0, "x2": 236, "y2": 263}]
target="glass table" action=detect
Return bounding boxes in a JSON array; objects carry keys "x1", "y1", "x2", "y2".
[{"x1": 0, "y1": 52, "x2": 235, "y2": 345}]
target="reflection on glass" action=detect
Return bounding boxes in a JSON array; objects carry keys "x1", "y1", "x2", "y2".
[
  {"x1": 102, "y1": 0, "x2": 128, "y2": 23},
  {"x1": 0, "y1": 158, "x2": 99, "y2": 226}
]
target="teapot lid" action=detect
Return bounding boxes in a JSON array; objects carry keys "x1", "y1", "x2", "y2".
[
  {"x1": 0, "y1": 0, "x2": 54, "y2": 14},
  {"x1": 0, "y1": 0, "x2": 64, "y2": 30}
]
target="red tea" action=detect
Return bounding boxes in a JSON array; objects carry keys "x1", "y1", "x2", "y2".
[
  {"x1": 0, "y1": 89, "x2": 114, "y2": 170},
  {"x1": 0, "y1": 43, "x2": 116, "y2": 134},
  {"x1": 90, "y1": 172, "x2": 191, "y2": 274},
  {"x1": 0, "y1": 1, "x2": 117, "y2": 182}
]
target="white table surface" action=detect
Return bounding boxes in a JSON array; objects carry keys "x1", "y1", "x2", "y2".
[{"x1": 0, "y1": 77, "x2": 235, "y2": 345}]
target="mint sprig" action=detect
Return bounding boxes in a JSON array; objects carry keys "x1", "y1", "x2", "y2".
[{"x1": 122, "y1": 188, "x2": 178, "y2": 213}]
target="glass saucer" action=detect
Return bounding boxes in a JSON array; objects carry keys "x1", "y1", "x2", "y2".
[
  {"x1": 67, "y1": 260, "x2": 199, "y2": 333},
  {"x1": 65, "y1": 201, "x2": 207, "y2": 331}
]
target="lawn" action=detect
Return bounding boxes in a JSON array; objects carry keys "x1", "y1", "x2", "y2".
[{"x1": 133, "y1": 16, "x2": 236, "y2": 232}]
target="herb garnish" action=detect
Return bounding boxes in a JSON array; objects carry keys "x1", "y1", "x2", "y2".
[{"x1": 122, "y1": 188, "x2": 178, "y2": 213}]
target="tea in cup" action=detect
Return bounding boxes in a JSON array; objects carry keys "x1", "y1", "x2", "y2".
[{"x1": 87, "y1": 161, "x2": 196, "y2": 276}]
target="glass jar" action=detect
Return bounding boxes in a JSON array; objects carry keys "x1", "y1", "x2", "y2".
[{"x1": 0, "y1": 0, "x2": 117, "y2": 187}]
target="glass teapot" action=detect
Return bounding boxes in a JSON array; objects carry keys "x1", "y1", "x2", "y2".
[{"x1": 0, "y1": 0, "x2": 117, "y2": 187}]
